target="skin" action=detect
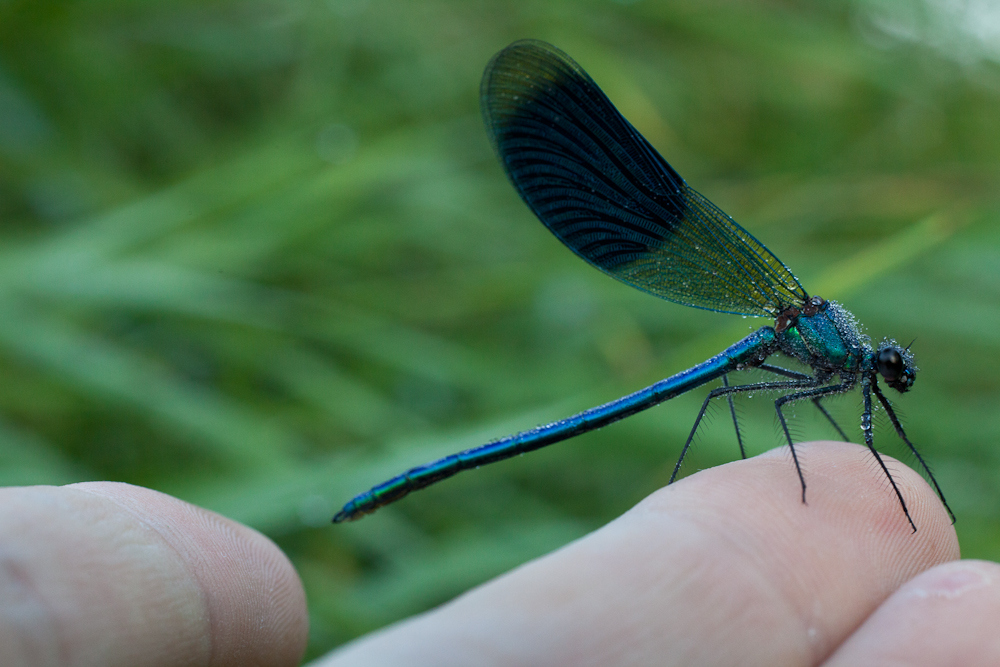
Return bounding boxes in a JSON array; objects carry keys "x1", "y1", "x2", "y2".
[{"x1": 3, "y1": 441, "x2": 999, "y2": 667}]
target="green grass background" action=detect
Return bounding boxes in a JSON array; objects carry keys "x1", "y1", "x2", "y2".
[{"x1": 2, "y1": 0, "x2": 999, "y2": 659}]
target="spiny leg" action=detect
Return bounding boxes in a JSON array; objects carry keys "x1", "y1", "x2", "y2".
[
  {"x1": 811, "y1": 399, "x2": 849, "y2": 440},
  {"x1": 722, "y1": 375, "x2": 746, "y2": 458},
  {"x1": 756, "y1": 363, "x2": 811, "y2": 381},
  {"x1": 862, "y1": 375, "x2": 918, "y2": 533},
  {"x1": 669, "y1": 377, "x2": 818, "y2": 485},
  {"x1": 774, "y1": 381, "x2": 853, "y2": 505},
  {"x1": 758, "y1": 364, "x2": 848, "y2": 440},
  {"x1": 872, "y1": 382, "x2": 955, "y2": 524}
]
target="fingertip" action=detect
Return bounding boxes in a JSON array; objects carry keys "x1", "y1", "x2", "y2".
[
  {"x1": 0, "y1": 483, "x2": 308, "y2": 667},
  {"x1": 634, "y1": 441, "x2": 959, "y2": 658},
  {"x1": 648, "y1": 440, "x2": 958, "y2": 580},
  {"x1": 69, "y1": 482, "x2": 309, "y2": 667},
  {"x1": 669, "y1": 441, "x2": 952, "y2": 532},
  {"x1": 825, "y1": 560, "x2": 1000, "y2": 665}
]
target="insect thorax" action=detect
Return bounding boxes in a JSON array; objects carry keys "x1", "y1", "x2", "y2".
[{"x1": 775, "y1": 299, "x2": 869, "y2": 376}]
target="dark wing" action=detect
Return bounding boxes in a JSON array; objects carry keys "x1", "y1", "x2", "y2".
[{"x1": 481, "y1": 40, "x2": 807, "y2": 317}]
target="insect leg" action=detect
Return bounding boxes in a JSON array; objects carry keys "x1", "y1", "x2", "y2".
[
  {"x1": 774, "y1": 381, "x2": 852, "y2": 505},
  {"x1": 811, "y1": 399, "x2": 849, "y2": 441},
  {"x1": 861, "y1": 375, "x2": 918, "y2": 533},
  {"x1": 722, "y1": 375, "x2": 745, "y2": 458},
  {"x1": 670, "y1": 377, "x2": 817, "y2": 485},
  {"x1": 758, "y1": 364, "x2": 847, "y2": 439},
  {"x1": 872, "y1": 382, "x2": 955, "y2": 524}
]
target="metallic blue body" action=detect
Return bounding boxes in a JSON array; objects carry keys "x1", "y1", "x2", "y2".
[{"x1": 336, "y1": 327, "x2": 776, "y2": 522}]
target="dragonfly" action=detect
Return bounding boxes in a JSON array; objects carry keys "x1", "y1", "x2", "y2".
[{"x1": 333, "y1": 39, "x2": 953, "y2": 532}]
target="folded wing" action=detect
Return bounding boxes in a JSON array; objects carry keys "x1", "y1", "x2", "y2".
[{"x1": 481, "y1": 40, "x2": 806, "y2": 316}]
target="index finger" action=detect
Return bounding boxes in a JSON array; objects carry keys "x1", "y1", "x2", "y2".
[{"x1": 324, "y1": 441, "x2": 958, "y2": 666}]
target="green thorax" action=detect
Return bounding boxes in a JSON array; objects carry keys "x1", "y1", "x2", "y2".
[{"x1": 776, "y1": 300, "x2": 867, "y2": 375}]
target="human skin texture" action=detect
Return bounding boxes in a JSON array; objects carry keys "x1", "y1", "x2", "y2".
[
  {"x1": 0, "y1": 482, "x2": 308, "y2": 667},
  {"x1": 323, "y1": 442, "x2": 981, "y2": 667},
  {"x1": 5, "y1": 442, "x2": 999, "y2": 666}
]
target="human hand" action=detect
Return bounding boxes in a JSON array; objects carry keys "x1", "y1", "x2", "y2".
[
  {"x1": 323, "y1": 441, "x2": 999, "y2": 666},
  {"x1": 5, "y1": 442, "x2": 998, "y2": 666}
]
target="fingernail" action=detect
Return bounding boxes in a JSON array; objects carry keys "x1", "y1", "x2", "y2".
[{"x1": 906, "y1": 562, "x2": 993, "y2": 600}]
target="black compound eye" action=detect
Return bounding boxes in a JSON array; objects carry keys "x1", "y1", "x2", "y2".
[{"x1": 877, "y1": 348, "x2": 903, "y2": 382}]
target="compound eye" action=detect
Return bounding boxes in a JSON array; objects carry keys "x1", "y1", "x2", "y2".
[{"x1": 877, "y1": 348, "x2": 903, "y2": 382}]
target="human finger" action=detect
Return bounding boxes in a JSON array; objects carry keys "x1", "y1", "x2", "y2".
[
  {"x1": 321, "y1": 441, "x2": 958, "y2": 666},
  {"x1": 0, "y1": 482, "x2": 308, "y2": 667},
  {"x1": 823, "y1": 559, "x2": 1000, "y2": 666}
]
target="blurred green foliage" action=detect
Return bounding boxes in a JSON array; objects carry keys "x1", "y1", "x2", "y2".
[{"x1": 1, "y1": 0, "x2": 999, "y2": 659}]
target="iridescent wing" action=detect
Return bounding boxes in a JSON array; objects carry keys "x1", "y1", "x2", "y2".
[{"x1": 481, "y1": 40, "x2": 807, "y2": 316}]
